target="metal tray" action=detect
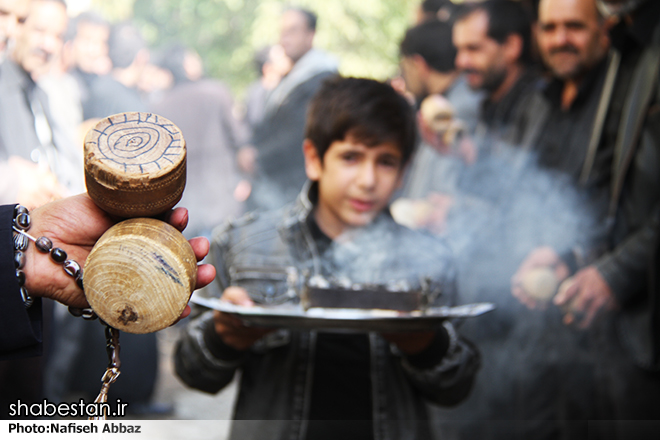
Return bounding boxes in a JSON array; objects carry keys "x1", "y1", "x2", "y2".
[{"x1": 190, "y1": 293, "x2": 495, "y2": 332}]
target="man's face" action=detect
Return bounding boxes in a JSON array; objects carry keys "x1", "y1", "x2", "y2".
[
  {"x1": 399, "y1": 56, "x2": 428, "y2": 101},
  {"x1": 304, "y1": 136, "x2": 404, "y2": 238},
  {"x1": 453, "y1": 10, "x2": 508, "y2": 93},
  {"x1": 12, "y1": 0, "x2": 67, "y2": 77},
  {"x1": 538, "y1": 0, "x2": 609, "y2": 81},
  {"x1": 72, "y1": 21, "x2": 110, "y2": 74},
  {"x1": 0, "y1": 0, "x2": 28, "y2": 54},
  {"x1": 279, "y1": 10, "x2": 314, "y2": 63}
]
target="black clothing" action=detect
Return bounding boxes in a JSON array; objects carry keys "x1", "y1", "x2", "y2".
[
  {"x1": 583, "y1": 2, "x2": 660, "y2": 436},
  {"x1": 533, "y1": 60, "x2": 613, "y2": 260},
  {"x1": 597, "y1": 0, "x2": 660, "y2": 303},
  {"x1": 479, "y1": 70, "x2": 540, "y2": 138},
  {"x1": 0, "y1": 205, "x2": 45, "y2": 419},
  {"x1": 536, "y1": 60, "x2": 609, "y2": 182},
  {"x1": 303, "y1": 215, "x2": 373, "y2": 438},
  {"x1": 248, "y1": 70, "x2": 335, "y2": 211},
  {"x1": 0, "y1": 204, "x2": 42, "y2": 360},
  {"x1": 306, "y1": 333, "x2": 373, "y2": 440},
  {"x1": 304, "y1": 215, "x2": 373, "y2": 439},
  {"x1": 457, "y1": 70, "x2": 540, "y2": 204}
]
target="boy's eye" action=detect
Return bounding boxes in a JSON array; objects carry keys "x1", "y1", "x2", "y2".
[
  {"x1": 378, "y1": 156, "x2": 400, "y2": 168},
  {"x1": 341, "y1": 152, "x2": 359, "y2": 162}
]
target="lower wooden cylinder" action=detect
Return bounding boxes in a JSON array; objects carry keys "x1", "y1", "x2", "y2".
[{"x1": 84, "y1": 218, "x2": 197, "y2": 333}]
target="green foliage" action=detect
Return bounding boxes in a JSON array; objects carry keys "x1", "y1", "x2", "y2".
[{"x1": 94, "y1": 0, "x2": 418, "y2": 98}]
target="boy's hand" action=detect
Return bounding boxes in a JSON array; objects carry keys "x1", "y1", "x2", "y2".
[
  {"x1": 213, "y1": 287, "x2": 273, "y2": 351},
  {"x1": 382, "y1": 330, "x2": 436, "y2": 355}
]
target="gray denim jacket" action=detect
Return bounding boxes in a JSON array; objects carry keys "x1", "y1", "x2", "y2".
[{"x1": 175, "y1": 183, "x2": 480, "y2": 440}]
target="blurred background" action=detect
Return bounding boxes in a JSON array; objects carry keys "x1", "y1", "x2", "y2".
[{"x1": 77, "y1": 0, "x2": 417, "y2": 97}]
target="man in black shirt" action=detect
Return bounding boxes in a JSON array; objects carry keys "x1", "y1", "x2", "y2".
[
  {"x1": 451, "y1": 1, "x2": 539, "y2": 204},
  {"x1": 507, "y1": 0, "x2": 612, "y2": 437},
  {"x1": 453, "y1": 0, "x2": 538, "y2": 141},
  {"x1": 514, "y1": 0, "x2": 660, "y2": 436},
  {"x1": 513, "y1": 0, "x2": 611, "y2": 307},
  {"x1": 531, "y1": 0, "x2": 610, "y2": 179}
]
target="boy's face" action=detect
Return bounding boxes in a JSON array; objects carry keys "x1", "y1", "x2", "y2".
[{"x1": 303, "y1": 136, "x2": 404, "y2": 239}]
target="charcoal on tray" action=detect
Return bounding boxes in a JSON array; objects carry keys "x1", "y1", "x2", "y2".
[{"x1": 303, "y1": 276, "x2": 423, "y2": 311}]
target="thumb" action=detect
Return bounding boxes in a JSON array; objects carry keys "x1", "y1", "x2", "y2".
[
  {"x1": 222, "y1": 286, "x2": 254, "y2": 307},
  {"x1": 554, "y1": 276, "x2": 578, "y2": 306}
]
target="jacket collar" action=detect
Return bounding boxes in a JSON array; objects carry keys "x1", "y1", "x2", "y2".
[{"x1": 281, "y1": 180, "x2": 316, "y2": 230}]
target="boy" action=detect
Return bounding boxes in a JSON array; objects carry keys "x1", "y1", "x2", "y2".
[{"x1": 174, "y1": 77, "x2": 480, "y2": 440}]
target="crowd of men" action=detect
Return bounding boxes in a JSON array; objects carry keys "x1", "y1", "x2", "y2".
[
  {"x1": 397, "y1": 0, "x2": 660, "y2": 439},
  {"x1": 0, "y1": 0, "x2": 247, "y2": 417},
  {"x1": 0, "y1": 0, "x2": 658, "y2": 438}
]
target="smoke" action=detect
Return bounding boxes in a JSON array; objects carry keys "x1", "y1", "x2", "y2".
[
  {"x1": 398, "y1": 138, "x2": 607, "y2": 292},
  {"x1": 315, "y1": 212, "x2": 457, "y2": 308},
  {"x1": 410, "y1": 141, "x2": 608, "y2": 432},
  {"x1": 419, "y1": 140, "x2": 609, "y2": 320}
]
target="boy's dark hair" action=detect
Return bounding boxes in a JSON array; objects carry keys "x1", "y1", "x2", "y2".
[
  {"x1": 400, "y1": 20, "x2": 456, "y2": 73},
  {"x1": 305, "y1": 76, "x2": 417, "y2": 167},
  {"x1": 454, "y1": 0, "x2": 533, "y2": 64}
]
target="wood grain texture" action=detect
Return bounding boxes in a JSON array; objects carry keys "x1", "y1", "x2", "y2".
[
  {"x1": 84, "y1": 112, "x2": 186, "y2": 217},
  {"x1": 84, "y1": 218, "x2": 197, "y2": 334}
]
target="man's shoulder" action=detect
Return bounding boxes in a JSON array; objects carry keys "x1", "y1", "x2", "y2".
[{"x1": 287, "y1": 70, "x2": 335, "y2": 100}]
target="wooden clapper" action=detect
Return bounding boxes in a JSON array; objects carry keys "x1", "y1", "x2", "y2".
[{"x1": 82, "y1": 112, "x2": 197, "y2": 417}]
